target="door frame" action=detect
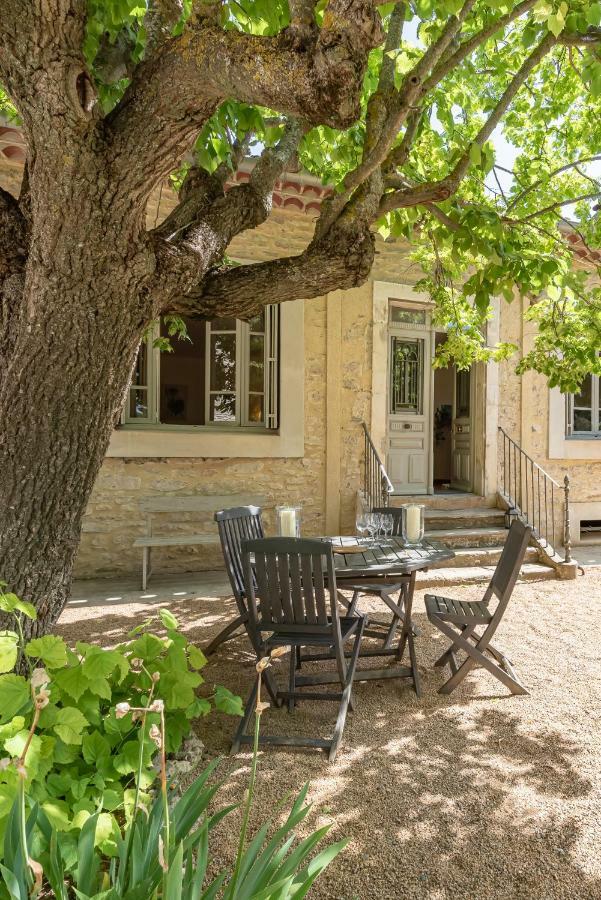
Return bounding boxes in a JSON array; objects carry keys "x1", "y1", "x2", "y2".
[{"x1": 371, "y1": 282, "x2": 493, "y2": 497}]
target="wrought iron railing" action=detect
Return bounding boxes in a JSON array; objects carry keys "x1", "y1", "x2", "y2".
[
  {"x1": 498, "y1": 426, "x2": 572, "y2": 563},
  {"x1": 362, "y1": 422, "x2": 394, "y2": 510}
]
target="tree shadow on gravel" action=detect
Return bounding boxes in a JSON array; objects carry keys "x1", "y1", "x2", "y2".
[{"x1": 57, "y1": 592, "x2": 600, "y2": 899}]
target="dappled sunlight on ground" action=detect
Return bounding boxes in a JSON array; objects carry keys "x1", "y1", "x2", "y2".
[{"x1": 59, "y1": 574, "x2": 601, "y2": 899}]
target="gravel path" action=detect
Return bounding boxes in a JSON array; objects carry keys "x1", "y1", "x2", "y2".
[{"x1": 58, "y1": 574, "x2": 601, "y2": 899}]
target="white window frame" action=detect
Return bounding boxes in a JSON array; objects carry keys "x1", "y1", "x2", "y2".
[
  {"x1": 123, "y1": 306, "x2": 279, "y2": 432},
  {"x1": 566, "y1": 374, "x2": 601, "y2": 437}
]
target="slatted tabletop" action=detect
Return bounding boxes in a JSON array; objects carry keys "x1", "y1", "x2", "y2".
[{"x1": 327, "y1": 536, "x2": 455, "y2": 579}]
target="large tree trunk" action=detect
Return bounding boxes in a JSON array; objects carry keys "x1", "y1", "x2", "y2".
[{"x1": 0, "y1": 191, "x2": 152, "y2": 635}]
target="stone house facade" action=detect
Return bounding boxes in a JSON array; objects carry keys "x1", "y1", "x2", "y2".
[{"x1": 1, "y1": 125, "x2": 599, "y2": 580}]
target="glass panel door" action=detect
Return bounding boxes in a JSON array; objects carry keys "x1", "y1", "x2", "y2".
[{"x1": 390, "y1": 337, "x2": 424, "y2": 415}]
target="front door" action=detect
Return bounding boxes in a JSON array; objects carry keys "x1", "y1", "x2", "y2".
[
  {"x1": 386, "y1": 306, "x2": 432, "y2": 495},
  {"x1": 451, "y1": 366, "x2": 472, "y2": 490}
]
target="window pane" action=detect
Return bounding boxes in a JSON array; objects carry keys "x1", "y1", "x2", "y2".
[
  {"x1": 129, "y1": 388, "x2": 148, "y2": 419},
  {"x1": 132, "y1": 343, "x2": 148, "y2": 386},
  {"x1": 248, "y1": 310, "x2": 265, "y2": 332},
  {"x1": 210, "y1": 393, "x2": 236, "y2": 422},
  {"x1": 456, "y1": 368, "x2": 471, "y2": 418},
  {"x1": 390, "y1": 306, "x2": 426, "y2": 325},
  {"x1": 210, "y1": 333, "x2": 236, "y2": 391},
  {"x1": 574, "y1": 374, "x2": 592, "y2": 409},
  {"x1": 210, "y1": 317, "x2": 236, "y2": 331},
  {"x1": 159, "y1": 318, "x2": 205, "y2": 426},
  {"x1": 249, "y1": 334, "x2": 265, "y2": 393},
  {"x1": 574, "y1": 409, "x2": 592, "y2": 432},
  {"x1": 391, "y1": 337, "x2": 423, "y2": 413},
  {"x1": 248, "y1": 394, "x2": 264, "y2": 423}
]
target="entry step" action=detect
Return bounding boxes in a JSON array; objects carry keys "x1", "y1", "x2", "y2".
[
  {"x1": 425, "y1": 526, "x2": 508, "y2": 547},
  {"x1": 415, "y1": 562, "x2": 555, "y2": 589}
]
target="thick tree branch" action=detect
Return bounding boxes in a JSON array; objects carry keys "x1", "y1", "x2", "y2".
[
  {"x1": 146, "y1": 0, "x2": 185, "y2": 52},
  {"x1": 379, "y1": 33, "x2": 556, "y2": 215},
  {"x1": 422, "y1": 0, "x2": 537, "y2": 93},
  {"x1": 163, "y1": 224, "x2": 375, "y2": 319},
  {"x1": 151, "y1": 121, "x2": 305, "y2": 308},
  {"x1": 510, "y1": 190, "x2": 601, "y2": 223},
  {"x1": 108, "y1": 2, "x2": 383, "y2": 197},
  {"x1": 507, "y1": 154, "x2": 601, "y2": 211},
  {"x1": 316, "y1": 0, "x2": 476, "y2": 235},
  {"x1": 559, "y1": 27, "x2": 601, "y2": 47}
]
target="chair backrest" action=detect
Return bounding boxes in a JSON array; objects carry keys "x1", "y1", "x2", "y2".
[
  {"x1": 372, "y1": 506, "x2": 403, "y2": 536},
  {"x1": 241, "y1": 537, "x2": 339, "y2": 637},
  {"x1": 484, "y1": 518, "x2": 533, "y2": 615},
  {"x1": 214, "y1": 506, "x2": 264, "y2": 601}
]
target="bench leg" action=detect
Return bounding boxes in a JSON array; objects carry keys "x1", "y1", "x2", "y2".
[{"x1": 141, "y1": 547, "x2": 152, "y2": 591}]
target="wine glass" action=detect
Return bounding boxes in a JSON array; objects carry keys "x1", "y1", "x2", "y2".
[
  {"x1": 356, "y1": 513, "x2": 368, "y2": 543},
  {"x1": 382, "y1": 513, "x2": 394, "y2": 542},
  {"x1": 366, "y1": 513, "x2": 378, "y2": 543}
]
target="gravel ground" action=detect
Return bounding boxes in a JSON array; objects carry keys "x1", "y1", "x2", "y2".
[{"x1": 58, "y1": 574, "x2": 601, "y2": 899}]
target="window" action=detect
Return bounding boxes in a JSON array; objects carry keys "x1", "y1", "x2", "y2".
[
  {"x1": 390, "y1": 336, "x2": 424, "y2": 414},
  {"x1": 567, "y1": 374, "x2": 601, "y2": 436},
  {"x1": 124, "y1": 307, "x2": 279, "y2": 430}
]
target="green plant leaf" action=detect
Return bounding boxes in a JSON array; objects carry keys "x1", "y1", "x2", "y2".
[
  {"x1": 42, "y1": 798, "x2": 71, "y2": 831},
  {"x1": 130, "y1": 632, "x2": 165, "y2": 661},
  {"x1": 160, "y1": 609, "x2": 179, "y2": 630},
  {"x1": 53, "y1": 665, "x2": 91, "y2": 702},
  {"x1": 214, "y1": 685, "x2": 244, "y2": 717},
  {"x1": 185, "y1": 697, "x2": 211, "y2": 719},
  {"x1": 0, "y1": 593, "x2": 36, "y2": 620},
  {"x1": 0, "y1": 632, "x2": 18, "y2": 674},
  {"x1": 25, "y1": 635, "x2": 68, "y2": 669},
  {"x1": 82, "y1": 730, "x2": 111, "y2": 765},
  {"x1": 0, "y1": 675, "x2": 30, "y2": 723},
  {"x1": 53, "y1": 707, "x2": 89, "y2": 745},
  {"x1": 4, "y1": 730, "x2": 42, "y2": 776},
  {"x1": 82, "y1": 648, "x2": 126, "y2": 682},
  {"x1": 164, "y1": 841, "x2": 184, "y2": 900},
  {"x1": 188, "y1": 644, "x2": 207, "y2": 670}
]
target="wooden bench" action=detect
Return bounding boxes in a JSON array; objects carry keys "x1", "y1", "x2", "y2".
[{"x1": 134, "y1": 495, "x2": 266, "y2": 589}]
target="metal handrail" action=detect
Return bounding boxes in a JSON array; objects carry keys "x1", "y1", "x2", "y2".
[
  {"x1": 361, "y1": 422, "x2": 394, "y2": 510},
  {"x1": 498, "y1": 426, "x2": 572, "y2": 563}
]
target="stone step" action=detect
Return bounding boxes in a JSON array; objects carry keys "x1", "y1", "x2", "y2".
[
  {"x1": 424, "y1": 507, "x2": 506, "y2": 530},
  {"x1": 429, "y1": 545, "x2": 540, "y2": 569},
  {"x1": 426, "y1": 526, "x2": 508, "y2": 548},
  {"x1": 390, "y1": 493, "x2": 496, "y2": 510},
  {"x1": 415, "y1": 562, "x2": 556, "y2": 590}
]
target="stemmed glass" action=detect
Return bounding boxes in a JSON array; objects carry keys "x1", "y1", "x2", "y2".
[
  {"x1": 366, "y1": 513, "x2": 378, "y2": 543},
  {"x1": 356, "y1": 513, "x2": 369, "y2": 544},
  {"x1": 381, "y1": 513, "x2": 394, "y2": 543}
]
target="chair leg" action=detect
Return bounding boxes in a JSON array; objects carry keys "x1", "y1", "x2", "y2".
[
  {"x1": 329, "y1": 618, "x2": 365, "y2": 762},
  {"x1": 288, "y1": 649, "x2": 296, "y2": 712},
  {"x1": 231, "y1": 679, "x2": 258, "y2": 755},
  {"x1": 434, "y1": 618, "x2": 529, "y2": 696},
  {"x1": 433, "y1": 623, "x2": 475, "y2": 667},
  {"x1": 204, "y1": 615, "x2": 247, "y2": 656},
  {"x1": 141, "y1": 547, "x2": 151, "y2": 591}
]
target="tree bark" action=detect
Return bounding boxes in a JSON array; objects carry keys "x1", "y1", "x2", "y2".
[{"x1": 0, "y1": 163, "x2": 154, "y2": 634}]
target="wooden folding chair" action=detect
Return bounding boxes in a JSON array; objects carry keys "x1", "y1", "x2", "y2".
[
  {"x1": 207, "y1": 505, "x2": 264, "y2": 656},
  {"x1": 231, "y1": 537, "x2": 367, "y2": 762},
  {"x1": 425, "y1": 519, "x2": 533, "y2": 696}
]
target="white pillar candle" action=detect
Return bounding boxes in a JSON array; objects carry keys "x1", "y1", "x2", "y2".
[
  {"x1": 280, "y1": 509, "x2": 297, "y2": 537},
  {"x1": 405, "y1": 505, "x2": 422, "y2": 543}
]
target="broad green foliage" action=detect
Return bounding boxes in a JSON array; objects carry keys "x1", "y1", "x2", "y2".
[
  {"x1": 0, "y1": 585, "x2": 242, "y2": 862},
  {"x1": 0, "y1": 590, "x2": 343, "y2": 900},
  {"x1": 2, "y1": 1, "x2": 601, "y2": 389}
]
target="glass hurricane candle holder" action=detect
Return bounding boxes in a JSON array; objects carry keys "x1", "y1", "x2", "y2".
[
  {"x1": 276, "y1": 505, "x2": 302, "y2": 538},
  {"x1": 401, "y1": 503, "x2": 425, "y2": 546}
]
